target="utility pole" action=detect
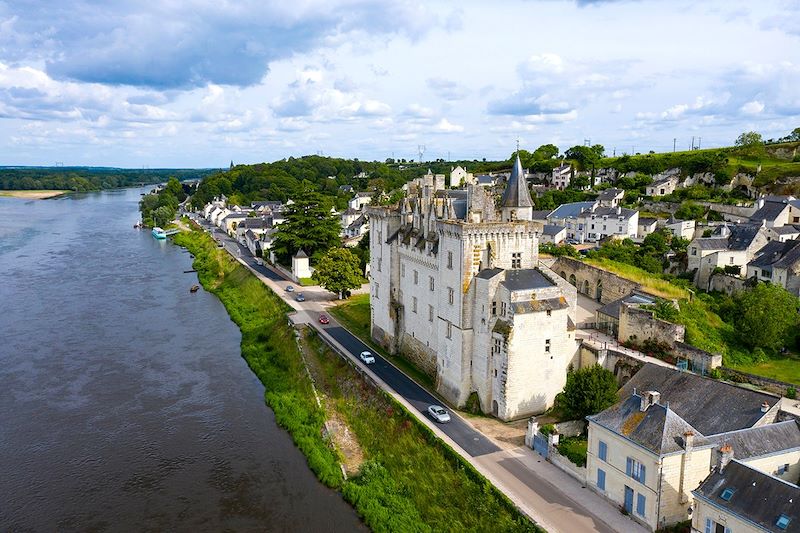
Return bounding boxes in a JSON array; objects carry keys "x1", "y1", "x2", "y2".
[
  {"x1": 447, "y1": 150, "x2": 450, "y2": 162},
  {"x1": 417, "y1": 144, "x2": 426, "y2": 163},
  {"x1": 698, "y1": 137, "x2": 702, "y2": 149},
  {"x1": 691, "y1": 136, "x2": 695, "y2": 150},
  {"x1": 584, "y1": 138, "x2": 591, "y2": 147},
  {"x1": 613, "y1": 147, "x2": 616, "y2": 157},
  {"x1": 673, "y1": 138, "x2": 677, "y2": 152}
]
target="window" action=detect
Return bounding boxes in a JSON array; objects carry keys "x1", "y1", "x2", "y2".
[
  {"x1": 626, "y1": 457, "x2": 646, "y2": 484},
  {"x1": 501, "y1": 302, "x2": 507, "y2": 317},
  {"x1": 401, "y1": 263, "x2": 405, "y2": 277},
  {"x1": 597, "y1": 468, "x2": 606, "y2": 490},
  {"x1": 413, "y1": 270, "x2": 418, "y2": 285},
  {"x1": 491, "y1": 301, "x2": 497, "y2": 316},
  {"x1": 412, "y1": 297, "x2": 417, "y2": 313},
  {"x1": 546, "y1": 309, "x2": 552, "y2": 317},
  {"x1": 729, "y1": 256, "x2": 734, "y2": 264},
  {"x1": 763, "y1": 269, "x2": 770, "y2": 278},
  {"x1": 428, "y1": 305, "x2": 434, "y2": 322},
  {"x1": 493, "y1": 338, "x2": 502, "y2": 353},
  {"x1": 545, "y1": 339, "x2": 551, "y2": 353},
  {"x1": 446, "y1": 321, "x2": 452, "y2": 339},
  {"x1": 777, "y1": 514, "x2": 791, "y2": 530},
  {"x1": 720, "y1": 487, "x2": 735, "y2": 501},
  {"x1": 493, "y1": 368, "x2": 497, "y2": 377},
  {"x1": 691, "y1": 247, "x2": 697, "y2": 256},
  {"x1": 448, "y1": 287, "x2": 454, "y2": 305},
  {"x1": 598, "y1": 441, "x2": 607, "y2": 462},
  {"x1": 377, "y1": 258, "x2": 382, "y2": 271},
  {"x1": 447, "y1": 251, "x2": 453, "y2": 269},
  {"x1": 429, "y1": 276, "x2": 435, "y2": 291},
  {"x1": 511, "y1": 252, "x2": 521, "y2": 269},
  {"x1": 374, "y1": 282, "x2": 379, "y2": 298},
  {"x1": 705, "y1": 518, "x2": 731, "y2": 533},
  {"x1": 636, "y1": 493, "x2": 645, "y2": 517}
]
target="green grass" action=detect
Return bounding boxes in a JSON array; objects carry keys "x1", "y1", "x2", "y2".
[
  {"x1": 330, "y1": 293, "x2": 435, "y2": 389},
  {"x1": 728, "y1": 356, "x2": 800, "y2": 387},
  {"x1": 584, "y1": 257, "x2": 689, "y2": 300},
  {"x1": 299, "y1": 277, "x2": 316, "y2": 286},
  {"x1": 556, "y1": 436, "x2": 588, "y2": 467},
  {"x1": 175, "y1": 225, "x2": 538, "y2": 532},
  {"x1": 303, "y1": 331, "x2": 540, "y2": 533}
]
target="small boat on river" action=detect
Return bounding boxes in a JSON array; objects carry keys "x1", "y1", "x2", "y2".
[
  {"x1": 190, "y1": 285, "x2": 200, "y2": 293},
  {"x1": 152, "y1": 227, "x2": 167, "y2": 239}
]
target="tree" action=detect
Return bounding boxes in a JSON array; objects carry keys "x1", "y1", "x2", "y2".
[
  {"x1": 271, "y1": 189, "x2": 341, "y2": 265},
  {"x1": 532, "y1": 144, "x2": 559, "y2": 160},
  {"x1": 312, "y1": 247, "x2": 364, "y2": 298},
  {"x1": 790, "y1": 127, "x2": 800, "y2": 142},
  {"x1": 734, "y1": 283, "x2": 800, "y2": 351},
  {"x1": 734, "y1": 131, "x2": 765, "y2": 158},
  {"x1": 564, "y1": 145, "x2": 600, "y2": 171},
  {"x1": 557, "y1": 365, "x2": 618, "y2": 420}
]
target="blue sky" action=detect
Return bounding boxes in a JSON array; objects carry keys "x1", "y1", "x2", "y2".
[{"x1": 0, "y1": 0, "x2": 798, "y2": 167}]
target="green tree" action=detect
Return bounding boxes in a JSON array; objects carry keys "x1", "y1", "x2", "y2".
[
  {"x1": 734, "y1": 283, "x2": 800, "y2": 351},
  {"x1": 789, "y1": 127, "x2": 800, "y2": 142},
  {"x1": 564, "y1": 145, "x2": 600, "y2": 171},
  {"x1": 557, "y1": 365, "x2": 618, "y2": 420},
  {"x1": 312, "y1": 247, "x2": 364, "y2": 298},
  {"x1": 532, "y1": 144, "x2": 559, "y2": 160},
  {"x1": 271, "y1": 190, "x2": 341, "y2": 265},
  {"x1": 734, "y1": 131, "x2": 765, "y2": 158}
]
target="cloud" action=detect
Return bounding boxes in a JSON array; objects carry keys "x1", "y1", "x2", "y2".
[
  {"x1": 432, "y1": 118, "x2": 463, "y2": 133},
  {"x1": 740, "y1": 100, "x2": 764, "y2": 115},
  {"x1": 0, "y1": 1, "x2": 443, "y2": 90},
  {"x1": 426, "y1": 77, "x2": 469, "y2": 100}
]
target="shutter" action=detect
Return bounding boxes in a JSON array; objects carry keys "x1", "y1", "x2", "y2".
[
  {"x1": 705, "y1": 518, "x2": 712, "y2": 533},
  {"x1": 640, "y1": 464, "x2": 646, "y2": 484},
  {"x1": 626, "y1": 457, "x2": 633, "y2": 476}
]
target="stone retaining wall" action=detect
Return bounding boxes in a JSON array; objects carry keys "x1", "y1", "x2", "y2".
[{"x1": 551, "y1": 256, "x2": 640, "y2": 304}]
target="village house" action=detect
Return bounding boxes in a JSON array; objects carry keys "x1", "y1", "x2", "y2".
[
  {"x1": 586, "y1": 364, "x2": 782, "y2": 531},
  {"x1": 664, "y1": 215, "x2": 696, "y2": 240},
  {"x1": 348, "y1": 191, "x2": 375, "y2": 211},
  {"x1": 746, "y1": 239, "x2": 800, "y2": 296},
  {"x1": 449, "y1": 165, "x2": 474, "y2": 187},
  {"x1": 688, "y1": 223, "x2": 769, "y2": 288},
  {"x1": 646, "y1": 172, "x2": 680, "y2": 197},
  {"x1": 637, "y1": 217, "x2": 659, "y2": 240},
  {"x1": 597, "y1": 188, "x2": 625, "y2": 208},
  {"x1": 551, "y1": 163, "x2": 572, "y2": 190},
  {"x1": 748, "y1": 195, "x2": 799, "y2": 228},
  {"x1": 235, "y1": 217, "x2": 271, "y2": 243},
  {"x1": 546, "y1": 201, "x2": 639, "y2": 243},
  {"x1": 367, "y1": 155, "x2": 580, "y2": 419},
  {"x1": 539, "y1": 224, "x2": 567, "y2": 244},
  {"x1": 768, "y1": 225, "x2": 800, "y2": 242}
]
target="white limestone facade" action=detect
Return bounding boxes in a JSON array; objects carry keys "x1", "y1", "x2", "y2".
[{"x1": 368, "y1": 155, "x2": 579, "y2": 420}]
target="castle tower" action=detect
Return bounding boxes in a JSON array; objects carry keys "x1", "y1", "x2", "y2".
[{"x1": 500, "y1": 154, "x2": 534, "y2": 222}]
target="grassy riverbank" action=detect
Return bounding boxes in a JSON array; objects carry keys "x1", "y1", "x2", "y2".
[
  {"x1": 0, "y1": 189, "x2": 67, "y2": 199},
  {"x1": 174, "y1": 226, "x2": 539, "y2": 533}
]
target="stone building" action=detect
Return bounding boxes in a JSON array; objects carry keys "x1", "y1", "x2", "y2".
[{"x1": 367, "y1": 155, "x2": 580, "y2": 420}]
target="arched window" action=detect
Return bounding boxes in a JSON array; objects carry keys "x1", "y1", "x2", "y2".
[
  {"x1": 582, "y1": 280, "x2": 590, "y2": 295},
  {"x1": 596, "y1": 280, "x2": 603, "y2": 301},
  {"x1": 569, "y1": 274, "x2": 577, "y2": 286}
]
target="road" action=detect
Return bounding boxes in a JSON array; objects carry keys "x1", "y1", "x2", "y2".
[{"x1": 186, "y1": 215, "x2": 645, "y2": 533}]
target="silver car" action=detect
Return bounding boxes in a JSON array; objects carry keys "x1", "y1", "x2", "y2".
[
  {"x1": 427, "y1": 405, "x2": 451, "y2": 423},
  {"x1": 359, "y1": 351, "x2": 376, "y2": 364}
]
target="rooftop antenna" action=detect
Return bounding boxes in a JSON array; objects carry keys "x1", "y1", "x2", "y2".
[{"x1": 417, "y1": 144, "x2": 426, "y2": 163}]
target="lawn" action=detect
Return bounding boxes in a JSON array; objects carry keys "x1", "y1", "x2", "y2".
[
  {"x1": 584, "y1": 257, "x2": 689, "y2": 300},
  {"x1": 728, "y1": 356, "x2": 800, "y2": 387},
  {"x1": 330, "y1": 293, "x2": 435, "y2": 389}
]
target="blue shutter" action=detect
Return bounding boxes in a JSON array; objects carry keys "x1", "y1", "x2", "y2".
[
  {"x1": 636, "y1": 493, "x2": 646, "y2": 516},
  {"x1": 626, "y1": 457, "x2": 633, "y2": 476},
  {"x1": 705, "y1": 518, "x2": 712, "y2": 533},
  {"x1": 639, "y1": 464, "x2": 646, "y2": 484},
  {"x1": 599, "y1": 441, "x2": 607, "y2": 461},
  {"x1": 597, "y1": 468, "x2": 606, "y2": 490}
]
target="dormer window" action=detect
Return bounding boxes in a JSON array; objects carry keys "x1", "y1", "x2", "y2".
[
  {"x1": 777, "y1": 514, "x2": 791, "y2": 530},
  {"x1": 720, "y1": 488, "x2": 735, "y2": 501}
]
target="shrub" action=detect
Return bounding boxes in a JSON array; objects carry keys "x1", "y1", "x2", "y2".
[
  {"x1": 539, "y1": 424, "x2": 555, "y2": 437},
  {"x1": 556, "y1": 436, "x2": 588, "y2": 467},
  {"x1": 787, "y1": 387, "x2": 797, "y2": 399},
  {"x1": 558, "y1": 365, "x2": 618, "y2": 420}
]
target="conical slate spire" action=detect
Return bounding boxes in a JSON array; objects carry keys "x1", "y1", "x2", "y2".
[{"x1": 500, "y1": 154, "x2": 533, "y2": 208}]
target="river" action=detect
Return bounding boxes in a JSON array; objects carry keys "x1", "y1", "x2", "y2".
[{"x1": 0, "y1": 187, "x2": 365, "y2": 531}]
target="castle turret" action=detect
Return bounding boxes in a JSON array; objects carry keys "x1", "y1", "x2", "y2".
[{"x1": 500, "y1": 154, "x2": 534, "y2": 222}]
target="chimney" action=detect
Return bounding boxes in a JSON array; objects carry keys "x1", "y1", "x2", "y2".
[
  {"x1": 761, "y1": 401, "x2": 770, "y2": 413},
  {"x1": 616, "y1": 205, "x2": 622, "y2": 215},
  {"x1": 718, "y1": 444, "x2": 734, "y2": 472},
  {"x1": 639, "y1": 390, "x2": 661, "y2": 411},
  {"x1": 683, "y1": 430, "x2": 695, "y2": 452}
]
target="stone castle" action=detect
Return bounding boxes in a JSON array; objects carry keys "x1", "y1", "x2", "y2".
[{"x1": 367, "y1": 156, "x2": 580, "y2": 420}]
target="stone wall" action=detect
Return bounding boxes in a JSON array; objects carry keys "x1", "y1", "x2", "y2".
[
  {"x1": 399, "y1": 331, "x2": 438, "y2": 379},
  {"x1": 708, "y1": 272, "x2": 748, "y2": 295},
  {"x1": 551, "y1": 256, "x2": 640, "y2": 304},
  {"x1": 673, "y1": 342, "x2": 722, "y2": 371},
  {"x1": 618, "y1": 304, "x2": 685, "y2": 345},
  {"x1": 719, "y1": 367, "x2": 797, "y2": 397}
]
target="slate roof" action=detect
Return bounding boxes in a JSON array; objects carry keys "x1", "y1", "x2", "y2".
[
  {"x1": 501, "y1": 268, "x2": 554, "y2": 291},
  {"x1": 693, "y1": 460, "x2": 800, "y2": 533},
  {"x1": 512, "y1": 297, "x2": 568, "y2": 314},
  {"x1": 589, "y1": 394, "x2": 711, "y2": 455},
  {"x1": 727, "y1": 224, "x2": 763, "y2": 250},
  {"x1": 476, "y1": 174, "x2": 495, "y2": 185},
  {"x1": 694, "y1": 238, "x2": 730, "y2": 250},
  {"x1": 239, "y1": 218, "x2": 271, "y2": 230},
  {"x1": 750, "y1": 200, "x2": 791, "y2": 224},
  {"x1": 548, "y1": 201, "x2": 597, "y2": 220},
  {"x1": 500, "y1": 155, "x2": 534, "y2": 209},
  {"x1": 750, "y1": 240, "x2": 796, "y2": 268},
  {"x1": 531, "y1": 210, "x2": 551, "y2": 221},
  {"x1": 708, "y1": 420, "x2": 800, "y2": 460},
  {"x1": 294, "y1": 249, "x2": 308, "y2": 259},
  {"x1": 597, "y1": 292, "x2": 656, "y2": 320},
  {"x1": 774, "y1": 240, "x2": 800, "y2": 269},
  {"x1": 638, "y1": 217, "x2": 658, "y2": 227},
  {"x1": 597, "y1": 188, "x2": 624, "y2": 201},
  {"x1": 578, "y1": 206, "x2": 637, "y2": 220},
  {"x1": 542, "y1": 224, "x2": 566, "y2": 236},
  {"x1": 475, "y1": 267, "x2": 504, "y2": 280},
  {"x1": 772, "y1": 225, "x2": 800, "y2": 235},
  {"x1": 614, "y1": 364, "x2": 778, "y2": 436}
]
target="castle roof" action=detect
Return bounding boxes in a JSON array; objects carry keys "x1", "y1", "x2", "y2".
[{"x1": 500, "y1": 154, "x2": 533, "y2": 209}]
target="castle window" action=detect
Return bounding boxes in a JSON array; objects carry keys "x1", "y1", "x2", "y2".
[
  {"x1": 491, "y1": 301, "x2": 497, "y2": 316},
  {"x1": 412, "y1": 297, "x2": 417, "y2": 313},
  {"x1": 401, "y1": 263, "x2": 405, "y2": 277},
  {"x1": 374, "y1": 282, "x2": 379, "y2": 298},
  {"x1": 545, "y1": 339, "x2": 551, "y2": 353},
  {"x1": 493, "y1": 338, "x2": 502, "y2": 353},
  {"x1": 447, "y1": 251, "x2": 453, "y2": 269},
  {"x1": 448, "y1": 287, "x2": 454, "y2": 305},
  {"x1": 501, "y1": 302, "x2": 507, "y2": 317},
  {"x1": 546, "y1": 309, "x2": 552, "y2": 317},
  {"x1": 428, "y1": 305, "x2": 434, "y2": 322},
  {"x1": 429, "y1": 276, "x2": 435, "y2": 291},
  {"x1": 512, "y1": 252, "x2": 521, "y2": 269},
  {"x1": 377, "y1": 258, "x2": 382, "y2": 271},
  {"x1": 413, "y1": 270, "x2": 418, "y2": 285},
  {"x1": 446, "y1": 321, "x2": 452, "y2": 339}
]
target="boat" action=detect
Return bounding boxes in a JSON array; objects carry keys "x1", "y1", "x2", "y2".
[
  {"x1": 190, "y1": 285, "x2": 200, "y2": 293},
  {"x1": 152, "y1": 227, "x2": 167, "y2": 239}
]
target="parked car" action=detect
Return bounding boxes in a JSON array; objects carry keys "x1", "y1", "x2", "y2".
[
  {"x1": 427, "y1": 405, "x2": 451, "y2": 423},
  {"x1": 285, "y1": 285, "x2": 294, "y2": 292},
  {"x1": 255, "y1": 258, "x2": 263, "y2": 266},
  {"x1": 295, "y1": 293, "x2": 305, "y2": 302},
  {"x1": 318, "y1": 314, "x2": 330, "y2": 325},
  {"x1": 359, "y1": 351, "x2": 376, "y2": 364}
]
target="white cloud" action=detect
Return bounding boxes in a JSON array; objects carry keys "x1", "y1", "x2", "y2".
[
  {"x1": 740, "y1": 100, "x2": 764, "y2": 115},
  {"x1": 432, "y1": 118, "x2": 464, "y2": 133}
]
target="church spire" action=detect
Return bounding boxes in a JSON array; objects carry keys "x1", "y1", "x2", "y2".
[{"x1": 500, "y1": 154, "x2": 534, "y2": 214}]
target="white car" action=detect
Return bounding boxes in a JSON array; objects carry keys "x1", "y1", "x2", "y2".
[
  {"x1": 359, "y1": 351, "x2": 376, "y2": 364},
  {"x1": 255, "y1": 258, "x2": 263, "y2": 266},
  {"x1": 427, "y1": 405, "x2": 450, "y2": 423}
]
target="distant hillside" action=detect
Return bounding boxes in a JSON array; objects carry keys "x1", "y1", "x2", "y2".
[{"x1": 0, "y1": 166, "x2": 219, "y2": 192}]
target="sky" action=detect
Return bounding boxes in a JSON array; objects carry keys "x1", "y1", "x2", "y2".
[{"x1": 0, "y1": 0, "x2": 798, "y2": 168}]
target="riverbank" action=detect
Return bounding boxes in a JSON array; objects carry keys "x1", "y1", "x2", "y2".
[
  {"x1": 173, "y1": 226, "x2": 540, "y2": 532},
  {"x1": 0, "y1": 190, "x2": 68, "y2": 199}
]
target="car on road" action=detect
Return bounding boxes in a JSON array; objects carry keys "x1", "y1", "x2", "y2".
[
  {"x1": 359, "y1": 351, "x2": 376, "y2": 364},
  {"x1": 285, "y1": 285, "x2": 294, "y2": 292},
  {"x1": 427, "y1": 405, "x2": 451, "y2": 423},
  {"x1": 217, "y1": 241, "x2": 224, "y2": 247},
  {"x1": 295, "y1": 293, "x2": 306, "y2": 302},
  {"x1": 318, "y1": 314, "x2": 330, "y2": 324},
  {"x1": 255, "y1": 258, "x2": 263, "y2": 266}
]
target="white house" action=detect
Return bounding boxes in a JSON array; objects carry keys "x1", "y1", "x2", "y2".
[
  {"x1": 547, "y1": 201, "x2": 638, "y2": 243},
  {"x1": 449, "y1": 165, "x2": 474, "y2": 188},
  {"x1": 688, "y1": 223, "x2": 768, "y2": 288},
  {"x1": 552, "y1": 164, "x2": 572, "y2": 190}
]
